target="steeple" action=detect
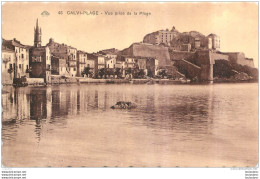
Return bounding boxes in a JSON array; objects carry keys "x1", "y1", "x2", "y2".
[{"x1": 34, "y1": 18, "x2": 41, "y2": 47}]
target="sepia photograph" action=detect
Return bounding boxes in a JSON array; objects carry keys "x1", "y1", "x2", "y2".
[{"x1": 1, "y1": 1, "x2": 258, "y2": 170}]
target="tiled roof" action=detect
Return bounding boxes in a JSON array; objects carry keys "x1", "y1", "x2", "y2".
[
  {"x1": 3, "y1": 38, "x2": 28, "y2": 48},
  {"x1": 2, "y1": 46, "x2": 14, "y2": 52}
]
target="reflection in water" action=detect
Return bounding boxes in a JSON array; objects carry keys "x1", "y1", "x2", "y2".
[
  {"x1": 1, "y1": 83, "x2": 258, "y2": 167},
  {"x1": 30, "y1": 89, "x2": 47, "y2": 141},
  {"x1": 3, "y1": 85, "x2": 121, "y2": 141}
]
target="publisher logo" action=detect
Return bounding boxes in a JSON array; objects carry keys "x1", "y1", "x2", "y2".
[{"x1": 41, "y1": 11, "x2": 50, "y2": 17}]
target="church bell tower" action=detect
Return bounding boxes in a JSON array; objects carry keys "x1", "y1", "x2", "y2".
[{"x1": 34, "y1": 19, "x2": 42, "y2": 47}]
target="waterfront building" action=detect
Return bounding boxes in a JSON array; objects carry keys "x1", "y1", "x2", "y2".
[
  {"x1": 77, "y1": 50, "x2": 87, "y2": 77},
  {"x1": 105, "y1": 57, "x2": 116, "y2": 69},
  {"x1": 115, "y1": 61, "x2": 126, "y2": 77},
  {"x1": 51, "y1": 56, "x2": 67, "y2": 76},
  {"x1": 125, "y1": 56, "x2": 136, "y2": 68},
  {"x1": 67, "y1": 47, "x2": 77, "y2": 77},
  {"x1": 46, "y1": 38, "x2": 77, "y2": 77},
  {"x1": 118, "y1": 56, "x2": 133, "y2": 78},
  {"x1": 104, "y1": 57, "x2": 116, "y2": 78},
  {"x1": 85, "y1": 54, "x2": 95, "y2": 77},
  {"x1": 2, "y1": 46, "x2": 15, "y2": 85},
  {"x1": 87, "y1": 53, "x2": 105, "y2": 78},
  {"x1": 98, "y1": 48, "x2": 117, "y2": 69},
  {"x1": 2, "y1": 38, "x2": 30, "y2": 79},
  {"x1": 29, "y1": 46, "x2": 51, "y2": 83}
]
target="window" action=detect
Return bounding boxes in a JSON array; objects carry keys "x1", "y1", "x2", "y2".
[
  {"x1": 19, "y1": 64, "x2": 21, "y2": 69},
  {"x1": 74, "y1": 68, "x2": 76, "y2": 71},
  {"x1": 26, "y1": 65, "x2": 28, "y2": 70},
  {"x1": 21, "y1": 54, "x2": 24, "y2": 59},
  {"x1": 9, "y1": 64, "x2": 12, "y2": 69}
]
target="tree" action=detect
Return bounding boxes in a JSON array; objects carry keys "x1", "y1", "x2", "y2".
[
  {"x1": 138, "y1": 69, "x2": 145, "y2": 78},
  {"x1": 98, "y1": 68, "x2": 105, "y2": 78},
  {"x1": 133, "y1": 69, "x2": 145, "y2": 79},
  {"x1": 82, "y1": 67, "x2": 92, "y2": 77},
  {"x1": 125, "y1": 68, "x2": 132, "y2": 76},
  {"x1": 115, "y1": 68, "x2": 122, "y2": 78},
  {"x1": 105, "y1": 68, "x2": 115, "y2": 78},
  {"x1": 158, "y1": 69, "x2": 167, "y2": 78}
]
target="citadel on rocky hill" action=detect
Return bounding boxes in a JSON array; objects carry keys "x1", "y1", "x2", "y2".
[
  {"x1": 143, "y1": 26, "x2": 220, "y2": 51},
  {"x1": 119, "y1": 25, "x2": 256, "y2": 82}
]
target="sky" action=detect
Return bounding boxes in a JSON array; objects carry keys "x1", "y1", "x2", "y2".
[{"x1": 2, "y1": 2, "x2": 259, "y2": 67}]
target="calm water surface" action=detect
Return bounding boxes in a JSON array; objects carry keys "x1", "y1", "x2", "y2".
[{"x1": 2, "y1": 83, "x2": 258, "y2": 167}]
